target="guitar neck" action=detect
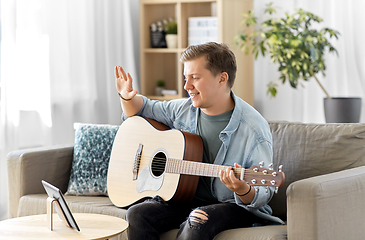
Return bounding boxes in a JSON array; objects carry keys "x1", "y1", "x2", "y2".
[
  {"x1": 166, "y1": 158, "x2": 242, "y2": 178},
  {"x1": 165, "y1": 158, "x2": 284, "y2": 188}
]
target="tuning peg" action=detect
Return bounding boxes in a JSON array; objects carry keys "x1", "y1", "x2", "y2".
[
  {"x1": 270, "y1": 180, "x2": 276, "y2": 185},
  {"x1": 262, "y1": 170, "x2": 268, "y2": 175},
  {"x1": 275, "y1": 187, "x2": 279, "y2": 193},
  {"x1": 278, "y1": 165, "x2": 283, "y2": 172},
  {"x1": 251, "y1": 179, "x2": 257, "y2": 184},
  {"x1": 265, "y1": 187, "x2": 269, "y2": 193},
  {"x1": 261, "y1": 179, "x2": 266, "y2": 184},
  {"x1": 259, "y1": 161, "x2": 264, "y2": 168},
  {"x1": 253, "y1": 167, "x2": 259, "y2": 172},
  {"x1": 269, "y1": 163, "x2": 273, "y2": 170},
  {"x1": 272, "y1": 171, "x2": 277, "y2": 177},
  {"x1": 255, "y1": 187, "x2": 259, "y2": 193}
]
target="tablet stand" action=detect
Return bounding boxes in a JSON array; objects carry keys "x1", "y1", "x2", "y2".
[{"x1": 47, "y1": 197, "x2": 71, "y2": 231}]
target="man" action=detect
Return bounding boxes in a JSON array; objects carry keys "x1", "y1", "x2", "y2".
[{"x1": 115, "y1": 42, "x2": 283, "y2": 240}]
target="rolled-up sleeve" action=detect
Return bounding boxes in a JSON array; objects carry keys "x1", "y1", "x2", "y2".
[
  {"x1": 122, "y1": 95, "x2": 191, "y2": 128},
  {"x1": 235, "y1": 140, "x2": 275, "y2": 211}
]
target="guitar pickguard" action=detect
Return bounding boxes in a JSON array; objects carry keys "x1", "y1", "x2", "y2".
[{"x1": 136, "y1": 166, "x2": 164, "y2": 193}]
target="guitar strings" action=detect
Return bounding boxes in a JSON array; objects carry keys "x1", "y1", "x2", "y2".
[
  {"x1": 126, "y1": 154, "x2": 281, "y2": 187},
  {"x1": 133, "y1": 155, "x2": 251, "y2": 175},
  {"x1": 131, "y1": 156, "x2": 281, "y2": 186}
]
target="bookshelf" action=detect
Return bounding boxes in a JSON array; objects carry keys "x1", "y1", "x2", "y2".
[{"x1": 139, "y1": 0, "x2": 254, "y2": 105}]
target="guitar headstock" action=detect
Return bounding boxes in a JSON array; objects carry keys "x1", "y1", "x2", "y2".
[{"x1": 244, "y1": 164, "x2": 285, "y2": 190}]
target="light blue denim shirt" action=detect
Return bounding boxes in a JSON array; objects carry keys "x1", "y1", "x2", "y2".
[{"x1": 122, "y1": 92, "x2": 284, "y2": 224}]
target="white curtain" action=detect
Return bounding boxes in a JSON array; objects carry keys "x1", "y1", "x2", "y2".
[
  {"x1": 253, "y1": 0, "x2": 365, "y2": 123},
  {"x1": 0, "y1": 0, "x2": 140, "y2": 220}
]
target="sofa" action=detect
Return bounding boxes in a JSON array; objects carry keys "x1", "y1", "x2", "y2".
[{"x1": 7, "y1": 121, "x2": 365, "y2": 240}]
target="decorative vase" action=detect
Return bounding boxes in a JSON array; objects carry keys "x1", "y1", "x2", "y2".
[
  {"x1": 165, "y1": 34, "x2": 177, "y2": 48},
  {"x1": 324, "y1": 97, "x2": 362, "y2": 123}
]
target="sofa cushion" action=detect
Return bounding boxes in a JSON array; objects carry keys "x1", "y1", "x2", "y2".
[
  {"x1": 66, "y1": 123, "x2": 119, "y2": 196},
  {"x1": 17, "y1": 194, "x2": 127, "y2": 218},
  {"x1": 268, "y1": 122, "x2": 365, "y2": 221}
]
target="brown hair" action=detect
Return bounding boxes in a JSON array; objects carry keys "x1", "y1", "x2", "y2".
[{"x1": 180, "y1": 42, "x2": 237, "y2": 88}]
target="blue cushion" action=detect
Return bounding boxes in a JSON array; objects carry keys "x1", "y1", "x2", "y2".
[{"x1": 66, "y1": 123, "x2": 119, "y2": 196}]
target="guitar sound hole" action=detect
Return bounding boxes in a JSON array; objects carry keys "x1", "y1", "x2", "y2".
[{"x1": 151, "y1": 152, "x2": 166, "y2": 177}]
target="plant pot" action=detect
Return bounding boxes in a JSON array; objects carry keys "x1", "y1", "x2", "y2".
[
  {"x1": 155, "y1": 86, "x2": 164, "y2": 96},
  {"x1": 165, "y1": 34, "x2": 177, "y2": 48},
  {"x1": 324, "y1": 97, "x2": 362, "y2": 123}
]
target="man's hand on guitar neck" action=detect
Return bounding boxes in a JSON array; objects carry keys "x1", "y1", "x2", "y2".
[
  {"x1": 115, "y1": 66, "x2": 143, "y2": 117},
  {"x1": 219, "y1": 163, "x2": 255, "y2": 205}
]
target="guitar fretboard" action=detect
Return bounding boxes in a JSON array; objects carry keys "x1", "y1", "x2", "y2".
[{"x1": 165, "y1": 158, "x2": 244, "y2": 178}]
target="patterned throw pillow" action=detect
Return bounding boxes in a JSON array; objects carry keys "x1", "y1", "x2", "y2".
[{"x1": 66, "y1": 123, "x2": 119, "y2": 196}]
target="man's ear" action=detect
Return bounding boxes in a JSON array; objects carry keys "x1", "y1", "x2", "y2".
[{"x1": 219, "y1": 72, "x2": 229, "y2": 85}]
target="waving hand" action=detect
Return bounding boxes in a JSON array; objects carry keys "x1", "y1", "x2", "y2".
[{"x1": 115, "y1": 66, "x2": 138, "y2": 100}]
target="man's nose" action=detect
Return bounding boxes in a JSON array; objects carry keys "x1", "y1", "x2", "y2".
[{"x1": 184, "y1": 78, "x2": 192, "y2": 91}]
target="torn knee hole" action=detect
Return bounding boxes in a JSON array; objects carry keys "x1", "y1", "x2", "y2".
[{"x1": 188, "y1": 209, "x2": 209, "y2": 227}]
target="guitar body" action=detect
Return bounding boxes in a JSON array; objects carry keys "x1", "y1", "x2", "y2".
[{"x1": 107, "y1": 116, "x2": 203, "y2": 208}]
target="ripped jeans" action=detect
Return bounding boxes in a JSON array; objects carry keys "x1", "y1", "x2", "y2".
[{"x1": 125, "y1": 196, "x2": 265, "y2": 240}]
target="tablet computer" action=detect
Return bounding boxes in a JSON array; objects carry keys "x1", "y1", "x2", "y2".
[{"x1": 41, "y1": 180, "x2": 80, "y2": 231}]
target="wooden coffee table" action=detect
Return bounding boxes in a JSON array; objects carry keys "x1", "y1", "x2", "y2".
[{"x1": 0, "y1": 213, "x2": 128, "y2": 239}]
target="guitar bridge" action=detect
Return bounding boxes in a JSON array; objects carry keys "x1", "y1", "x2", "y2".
[{"x1": 133, "y1": 144, "x2": 143, "y2": 180}]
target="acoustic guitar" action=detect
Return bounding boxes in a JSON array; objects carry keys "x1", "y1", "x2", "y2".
[{"x1": 107, "y1": 116, "x2": 285, "y2": 208}]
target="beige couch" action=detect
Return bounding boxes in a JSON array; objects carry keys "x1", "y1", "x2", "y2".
[{"x1": 7, "y1": 122, "x2": 365, "y2": 240}]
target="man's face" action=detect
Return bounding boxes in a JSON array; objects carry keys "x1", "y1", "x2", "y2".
[{"x1": 183, "y1": 56, "x2": 223, "y2": 114}]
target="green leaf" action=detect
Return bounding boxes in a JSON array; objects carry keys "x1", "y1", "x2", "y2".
[
  {"x1": 279, "y1": 74, "x2": 286, "y2": 83},
  {"x1": 264, "y1": 2, "x2": 276, "y2": 15},
  {"x1": 267, "y1": 81, "x2": 278, "y2": 96},
  {"x1": 290, "y1": 39, "x2": 302, "y2": 47},
  {"x1": 260, "y1": 45, "x2": 266, "y2": 56},
  {"x1": 303, "y1": 62, "x2": 308, "y2": 70},
  {"x1": 267, "y1": 87, "x2": 277, "y2": 97}
]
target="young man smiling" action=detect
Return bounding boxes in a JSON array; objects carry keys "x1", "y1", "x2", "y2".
[{"x1": 115, "y1": 42, "x2": 283, "y2": 240}]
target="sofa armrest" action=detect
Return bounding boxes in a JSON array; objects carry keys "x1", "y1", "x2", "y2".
[
  {"x1": 287, "y1": 165, "x2": 365, "y2": 240},
  {"x1": 7, "y1": 144, "x2": 74, "y2": 218}
]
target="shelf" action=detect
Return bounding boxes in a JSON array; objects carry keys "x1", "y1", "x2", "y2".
[
  {"x1": 139, "y1": 0, "x2": 254, "y2": 105},
  {"x1": 144, "y1": 48, "x2": 185, "y2": 53}
]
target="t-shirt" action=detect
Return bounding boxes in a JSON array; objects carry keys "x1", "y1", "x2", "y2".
[{"x1": 193, "y1": 109, "x2": 233, "y2": 204}]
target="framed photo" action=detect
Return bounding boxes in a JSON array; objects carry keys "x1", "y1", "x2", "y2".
[{"x1": 42, "y1": 180, "x2": 80, "y2": 231}]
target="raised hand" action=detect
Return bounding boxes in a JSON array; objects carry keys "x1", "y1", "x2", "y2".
[{"x1": 115, "y1": 66, "x2": 138, "y2": 100}]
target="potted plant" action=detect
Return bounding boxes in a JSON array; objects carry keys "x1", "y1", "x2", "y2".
[
  {"x1": 235, "y1": 3, "x2": 361, "y2": 123},
  {"x1": 165, "y1": 20, "x2": 178, "y2": 48},
  {"x1": 155, "y1": 79, "x2": 165, "y2": 96}
]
